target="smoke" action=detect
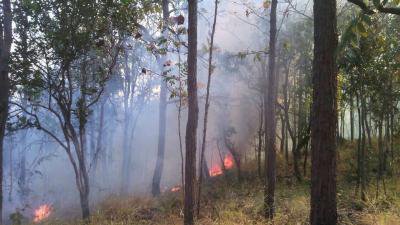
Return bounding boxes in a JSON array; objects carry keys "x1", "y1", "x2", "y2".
[{"x1": 2, "y1": 0, "x2": 308, "y2": 222}]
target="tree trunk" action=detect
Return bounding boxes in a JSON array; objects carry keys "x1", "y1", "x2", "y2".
[
  {"x1": 282, "y1": 64, "x2": 290, "y2": 171},
  {"x1": 18, "y1": 98, "x2": 28, "y2": 201},
  {"x1": 76, "y1": 70, "x2": 91, "y2": 220},
  {"x1": 92, "y1": 102, "x2": 105, "y2": 172},
  {"x1": 77, "y1": 146, "x2": 91, "y2": 220},
  {"x1": 264, "y1": 0, "x2": 277, "y2": 219},
  {"x1": 360, "y1": 97, "x2": 367, "y2": 201},
  {"x1": 377, "y1": 119, "x2": 383, "y2": 198},
  {"x1": 303, "y1": 143, "x2": 308, "y2": 176},
  {"x1": 79, "y1": 185, "x2": 90, "y2": 219},
  {"x1": 258, "y1": 103, "x2": 264, "y2": 178},
  {"x1": 356, "y1": 94, "x2": 361, "y2": 195},
  {"x1": 310, "y1": 0, "x2": 338, "y2": 224},
  {"x1": 177, "y1": 61, "x2": 185, "y2": 190},
  {"x1": 152, "y1": 0, "x2": 170, "y2": 197},
  {"x1": 197, "y1": 0, "x2": 218, "y2": 216},
  {"x1": 364, "y1": 109, "x2": 372, "y2": 147},
  {"x1": 350, "y1": 94, "x2": 354, "y2": 141},
  {"x1": 0, "y1": 0, "x2": 12, "y2": 222},
  {"x1": 184, "y1": 0, "x2": 198, "y2": 224},
  {"x1": 121, "y1": 51, "x2": 132, "y2": 194}
]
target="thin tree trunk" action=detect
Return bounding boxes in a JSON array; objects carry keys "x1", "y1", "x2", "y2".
[
  {"x1": 390, "y1": 108, "x2": 394, "y2": 162},
  {"x1": 152, "y1": 0, "x2": 170, "y2": 196},
  {"x1": 282, "y1": 63, "x2": 290, "y2": 171},
  {"x1": 92, "y1": 102, "x2": 105, "y2": 173},
  {"x1": 78, "y1": 75, "x2": 91, "y2": 219},
  {"x1": 350, "y1": 94, "x2": 354, "y2": 141},
  {"x1": 303, "y1": 143, "x2": 308, "y2": 176},
  {"x1": 184, "y1": 0, "x2": 198, "y2": 224},
  {"x1": 356, "y1": 94, "x2": 361, "y2": 196},
  {"x1": 18, "y1": 98, "x2": 28, "y2": 201},
  {"x1": 310, "y1": 0, "x2": 338, "y2": 224},
  {"x1": 121, "y1": 52, "x2": 132, "y2": 194},
  {"x1": 264, "y1": 0, "x2": 278, "y2": 219},
  {"x1": 362, "y1": 98, "x2": 372, "y2": 147},
  {"x1": 377, "y1": 119, "x2": 383, "y2": 198},
  {"x1": 177, "y1": 43, "x2": 184, "y2": 190},
  {"x1": 197, "y1": 0, "x2": 218, "y2": 216},
  {"x1": 258, "y1": 103, "x2": 264, "y2": 178},
  {"x1": 69, "y1": 132, "x2": 91, "y2": 220},
  {"x1": 360, "y1": 101, "x2": 367, "y2": 201},
  {"x1": 294, "y1": 75, "x2": 305, "y2": 182}
]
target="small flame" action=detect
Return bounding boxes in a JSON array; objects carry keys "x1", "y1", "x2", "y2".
[
  {"x1": 224, "y1": 154, "x2": 234, "y2": 169},
  {"x1": 33, "y1": 204, "x2": 52, "y2": 223},
  {"x1": 170, "y1": 185, "x2": 181, "y2": 192},
  {"x1": 209, "y1": 164, "x2": 223, "y2": 177}
]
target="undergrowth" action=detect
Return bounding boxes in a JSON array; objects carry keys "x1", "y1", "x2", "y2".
[{"x1": 30, "y1": 141, "x2": 400, "y2": 225}]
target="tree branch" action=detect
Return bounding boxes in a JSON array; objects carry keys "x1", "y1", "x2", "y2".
[
  {"x1": 348, "y1": 0, "x2": 400, "y2": 15},
  {"x1": 348, "y1": 0, "x2": 375, "y2": 14}
]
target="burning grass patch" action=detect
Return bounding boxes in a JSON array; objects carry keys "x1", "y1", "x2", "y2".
[{"x1": 33, "y1": 150, "x2": 400, "y2": 225}]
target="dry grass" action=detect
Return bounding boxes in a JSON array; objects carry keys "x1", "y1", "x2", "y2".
[
  {"x1": 31, "y1": 177, "x2": 400, "y2": 225},
  {"x1": 29, "y1": 141, "x2": 400, "y2": 225}
]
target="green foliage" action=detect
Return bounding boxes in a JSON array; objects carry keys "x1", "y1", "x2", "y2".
[
  {"x1": 9, "y1": 210, "x2": 24, "y2": 225},
  {"x1": 10, "y1": 0, "x2": 158, "y2": 135}
]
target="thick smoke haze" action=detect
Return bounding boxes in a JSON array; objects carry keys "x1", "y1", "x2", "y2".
[{"x1": 3, "y1": 0, "x2": 304, "y2": 221}]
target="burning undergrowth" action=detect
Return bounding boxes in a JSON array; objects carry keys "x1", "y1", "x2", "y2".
[
  {"x1": 33, "y1": 204, "x2": 53, "y2": 223},
  {"x1": 209, "y1": 153, "x2": 235, "y2": 177},
  {"x1": 8, "y1": 203, "x2": 54, "y2": 225}
]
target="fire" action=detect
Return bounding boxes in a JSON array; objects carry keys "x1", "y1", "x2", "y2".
[
  {"x1": 170, "y1": 185, "x2": 181, "y2": 192},
  {"x1": 33, "y1": 204, "x2": 52, "y2": 223},
  {"x1": 224, "y1": 154, "x2": 234, "y2": 169},
  {"x1": 209, "y1": 164, "x2": 223, "y2": 177},
  {"x1": 208, "y1": 153, "x2": 235, "y2": 177}
]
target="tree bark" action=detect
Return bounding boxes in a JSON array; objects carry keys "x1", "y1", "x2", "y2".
[
  {"x1": 0, "y1": 0, "x2": 12, "y2": 222},
  {"x1": 184, "y1": 0, "x2": 198, "y2": 224},
  {"x1": 356, "y1": 94, "x2": 361, "y2": 196},
  {"x1": 310, "y1": 0, "x2": 338, "y2": 224},
  {"x1": 152, "y1": 0, "x2": 170, "y2": 197},
  {"x1": 121, "y1": 51, "x2": 132, "y2": 194},
  {"x1": 350, "y1": 94, "x2": 354, "y2": 141},
  {"x1": 360, "y1": 96, "x2": 367, "y2": 201},
  {"x1": 197, "y1": 0, "x2": 218, "y2": 216},
  {"x1": 264, "y1": 0, "x2": 278, "y2": 219},
  {"x1": 258, "y1": 103, "x2": 264, "y2": 178},
  {"x1": 93, "y1": 102, "x2": 105, "y2": 172},
  {"x1": 282, "y1": 64, "x2": 290, "y2": 171}
]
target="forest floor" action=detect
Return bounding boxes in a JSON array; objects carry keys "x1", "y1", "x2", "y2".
[{"x1": 34, "y1": 141, "x2": 400, "y2": 225}]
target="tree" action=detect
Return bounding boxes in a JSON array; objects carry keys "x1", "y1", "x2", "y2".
[
  {"x1": 184, "y1": 0, "x2": 198, "y2": 224},
  {"x1": 0, "y1": 0, "x2": 12, "y2": 222},
  {"x1": 264, "y1": 0, "x2": 278, "y2": 219},
  {"x1": 348, "y1": 0, "x2": 400, "y2": 15},
  {"x1": 310, "y1": 0, "x2": 338, "y2": 224},
  {"x1": 152, "y1": 0, "x2": 170, "y2": 197},
  {"x1": 197, "y1": 0, "x2": 218, "y2": 216},
  {"x1": 9, "y1": 0, "x2": 152, "y2": 219},
  {"x1": 309, "y1": 3, "x2": 400, "y2": 223}
]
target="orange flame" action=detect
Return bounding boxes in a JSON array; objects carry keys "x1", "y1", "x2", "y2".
[
  {"x1": 33, "y1": 204, "x2": 52, "y2": 223},
  {"x1": 224, "y1": 154, "x2": 234, "y2": 169},
  {"x1": 209, "y1": 164, "x2": 223, "y2": 177},
  {"x1": 170, "y1": 185, "x2": 181, "y2": 192}
]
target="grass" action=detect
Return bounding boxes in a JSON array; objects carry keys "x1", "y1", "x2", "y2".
[{"x1": 28, "y1": 141, "x2": 400, "y2": 225}]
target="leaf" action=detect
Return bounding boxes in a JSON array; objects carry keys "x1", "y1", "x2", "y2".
[
  {"x1": 356, "y1": 22, "x2": 368, "y2": 37},
  {"x1": 120, "y1": 0, "x2": 132, "y2": 4},
  {"x1": 263, "y1": 0, "x2": 271, "y2": 9},
  {"x1": 372, "y1": 0, "x2": 381, "y2": 7},
  {"x1": 253, "y1": 52, "x2": 261, "y2": 62}
]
